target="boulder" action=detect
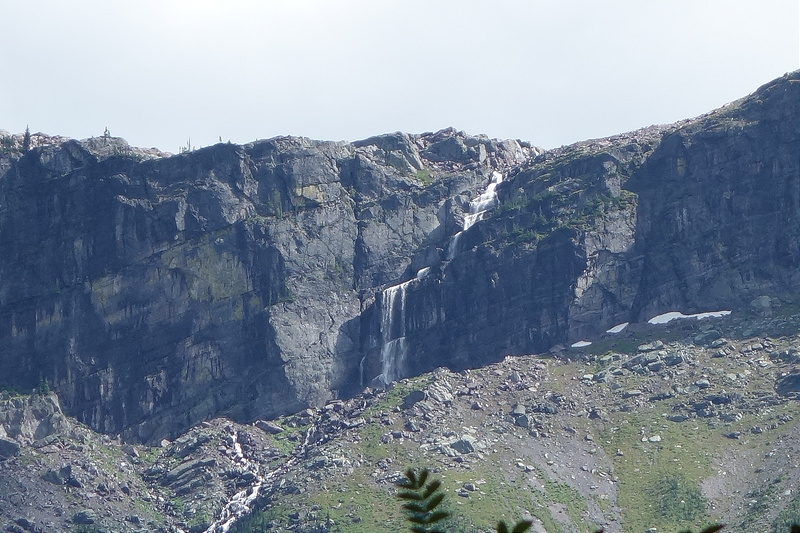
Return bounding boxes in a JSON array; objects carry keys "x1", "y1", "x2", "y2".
[
  {"x1": 776, "y1": 374, "x2": 800, "y2": 398},
  {"x1": 42, "y1": 465, "x2": 72, "y2": 485},
  {"x1": 255, "y1": 420, "x2": 285, "y2": 434},
  {"x1": 72, "y1": 510, "x2": 97, "y2": 525},
  {"x1": 450, "y1": 435, "x2": 476, "y2": 454},
  {"x1": 0, "y1": 437, "x2": 20, "y2": 460},
  {"x1": 750, "y1": 295, "x2": 773, "y2": 317},
  {"x1": 401, "y1": 390, "x2": 426, "y2": 410},
  {"x1": 514, "y1": 415, "x2": 530, "y2": 429}
]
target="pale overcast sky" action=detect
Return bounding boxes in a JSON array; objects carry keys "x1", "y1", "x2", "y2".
[{"x1": 2, "y1": 0, "x2": 797, "y2": 152}]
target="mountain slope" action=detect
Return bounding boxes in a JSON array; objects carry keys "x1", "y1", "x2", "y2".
[
  {"x1": 0, "y1": 72, "x2": 796, "y2": 449},
  {"x1": 1, "y1": 305, "x2": 797, "y2": 533}
]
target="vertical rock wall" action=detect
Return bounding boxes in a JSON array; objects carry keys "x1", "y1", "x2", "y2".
[{"x1": 0, "y1": 73, "x2": 796, "y2": 442}]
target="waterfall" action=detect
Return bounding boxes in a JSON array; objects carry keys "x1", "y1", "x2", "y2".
[
  {"x1": 463, "y1": 211, "x2": 487, "y2": 231},
  {"x1": 358, "y1": 355, "x2": 367, "y2": 388},
  {"x1": 467, "y1": 170, "x2": 503, "y2": 215},
  {"x1": 446, "y1": 231, "x2": 463, "y2": 260},
  {"x1": 447, "y1": 171, "x2": 504, "y2": 259},
  {"x1": 204, "y1": 430, "x2": 264, "y2": 533},
  {"x1": 372, "y1": 172, "x2": 505, "y2": 385},
  {"x1": 377, "y1": 280, "x2": 411, "y2": 386}
]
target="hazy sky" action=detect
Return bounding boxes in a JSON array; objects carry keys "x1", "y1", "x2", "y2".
[{"x1": 2, "y1": 1, "x2": 797, "y2": 152}]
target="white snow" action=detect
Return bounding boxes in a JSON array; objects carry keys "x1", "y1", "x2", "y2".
[
  {"x1": 571, "y1": 340, "x2": 592, "y2": 348},
  {"x1": 415, "y1": 267, "x2": 431, "y2": 279},
  {"x1": 647, "y1": 310, "x2": 731, "y2": 325},
  {"x1": 606, "y1": 322, "x2": 629, "y2": 334}
]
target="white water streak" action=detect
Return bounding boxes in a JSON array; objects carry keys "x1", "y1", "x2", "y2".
[
  {"x1": 447, "y1": 171, "x2": 504, "y2": 259},
  {"x1": 205, "y1": 431, "x2": 264, "y2": 533},
  {"x1": 378, "y1": 280, "x2": 411, "y2": 385},
  {"x1": 446, "y1": 231, "x2": 463, "y2": 260},
  {"x1": 208, "y1": 424, "x2": 319, "y2": 533}
]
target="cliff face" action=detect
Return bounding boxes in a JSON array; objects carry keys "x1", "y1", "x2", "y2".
[
  {"x1": 0, "y1": 126, "x2": 533, "y2": 442},
  {"x1": 360, "y1": 72, "x2": 799, "y2": 382},
  {"x1": 0, "y1": 72, "x2": 797, "y2": 443}
]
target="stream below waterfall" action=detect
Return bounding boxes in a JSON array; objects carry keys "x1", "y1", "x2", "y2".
[{"x1": 204, "y1": 425, "x2": 318, "y2": 533}]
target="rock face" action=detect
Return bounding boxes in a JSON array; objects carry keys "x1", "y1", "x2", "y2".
[
  {"x1": 0, "y1": 73, "x2": 797, "y2": 442},
  {"x1": 0, "y1": 128, "x2": 534, "y2": 442},
  {"x1": 357, "y1": 72, "x2": 799, "y2": 384},
  {"x1": 0, "y1": 393, "x2": 70, "y2": 445}
]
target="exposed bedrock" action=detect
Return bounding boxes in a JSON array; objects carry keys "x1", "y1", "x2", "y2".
[{"x1": 0, "y1": 73, "x2": 796, "y2": 442}]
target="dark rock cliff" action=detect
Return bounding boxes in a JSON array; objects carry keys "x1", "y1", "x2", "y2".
[
  {"x1": 358, "y1": 72, "x2": 799, "y2": 384},
  {"x1": 0, "y1": 72, "x2": 796, "y2": 443},
  {"x1": 0, "y1": 127, "x2": 533, "y2": 442}
]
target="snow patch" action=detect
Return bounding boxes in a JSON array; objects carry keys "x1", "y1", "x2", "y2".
[
  {"x1": 647, "y1": 310, "x2": 731, "y2": 325},
  {"x1": 571, "y1": 340, "x2": 592, "y2": 348},
  {"x1": 606, "y1": 322, "x2": 629, "y2": 334}
]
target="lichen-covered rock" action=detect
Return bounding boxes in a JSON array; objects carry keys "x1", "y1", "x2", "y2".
[{"x1": 72, "y1": 509, "x2": 97, "y2": 525}]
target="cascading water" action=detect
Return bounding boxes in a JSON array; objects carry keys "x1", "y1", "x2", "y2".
[
  {"x1": 206, "y1": 421, "x2": 328, "y2": 533},
  {"x1": 447, "y1": 171, "x2": 504, "y2": 260},
  {"x1": 204, "y1": 430, "x2": 264, "y2": 533},
  {"x1": 370, "y1": 171, "x2": 506, "y2": 386},
  {"x1": 377, "y1": 280, "x2": 411, "y2": 386},
  {"x1": 363, "y1": 266, "x2": 435, "y2": 387}
]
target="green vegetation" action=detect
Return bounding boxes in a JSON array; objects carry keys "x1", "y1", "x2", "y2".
[
  {"x1": 494, "y1": 184, "x2": 639, "y2": 250},
  {"x1": 397, "y1": 468, "x2": 450, "y2": 533},
  {"x1": 0, "y1": 386, "x2": 26, "y2": 398},
  {"x1": 648, "y1": 475, "x2": 707, "y2": 522},
  {"x1": 36, "y1": 375, "x2": 50, "y2": 395},
  {"x1": 229, "y1": 507, "x2": 281, "y2": 533},
  {"x1": 395, "y1": 469, "x2": 798, "y2": 533},
  {"x1": 774, "y1": 495, "x2": 800, "y2": 533},
  {"x1": 397, "y1": 468, "x2": 531, "y2": 533},
  {"x1": 272, "y1": 291, "x2": 296, "y2": 305},
  {"x1": 415, "y1": 169, "x2": 435, "y2": 185},
  {"x1": 270, "y1": 425, "x2": 304, "y2": 455},
  {"x1": 535, "y1": 464, "x2": 589, "y2": 528},
  {"x1": 602, "y1": 409, "x2": 714, "y2": 532},
  {"x1": 23, "y1": 125, "x2": 31, "y2": 152}
]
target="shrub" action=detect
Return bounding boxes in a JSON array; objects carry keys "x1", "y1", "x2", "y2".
[
  {"x1": 397, "y1": 468, "x2": 531, "y2": 533},
  {"x1": 648, "y1": 474, "x2": 707, "y2": 522},
  {"x1": 396, "y1": 467, "x2": 800, "y2": 533}
]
